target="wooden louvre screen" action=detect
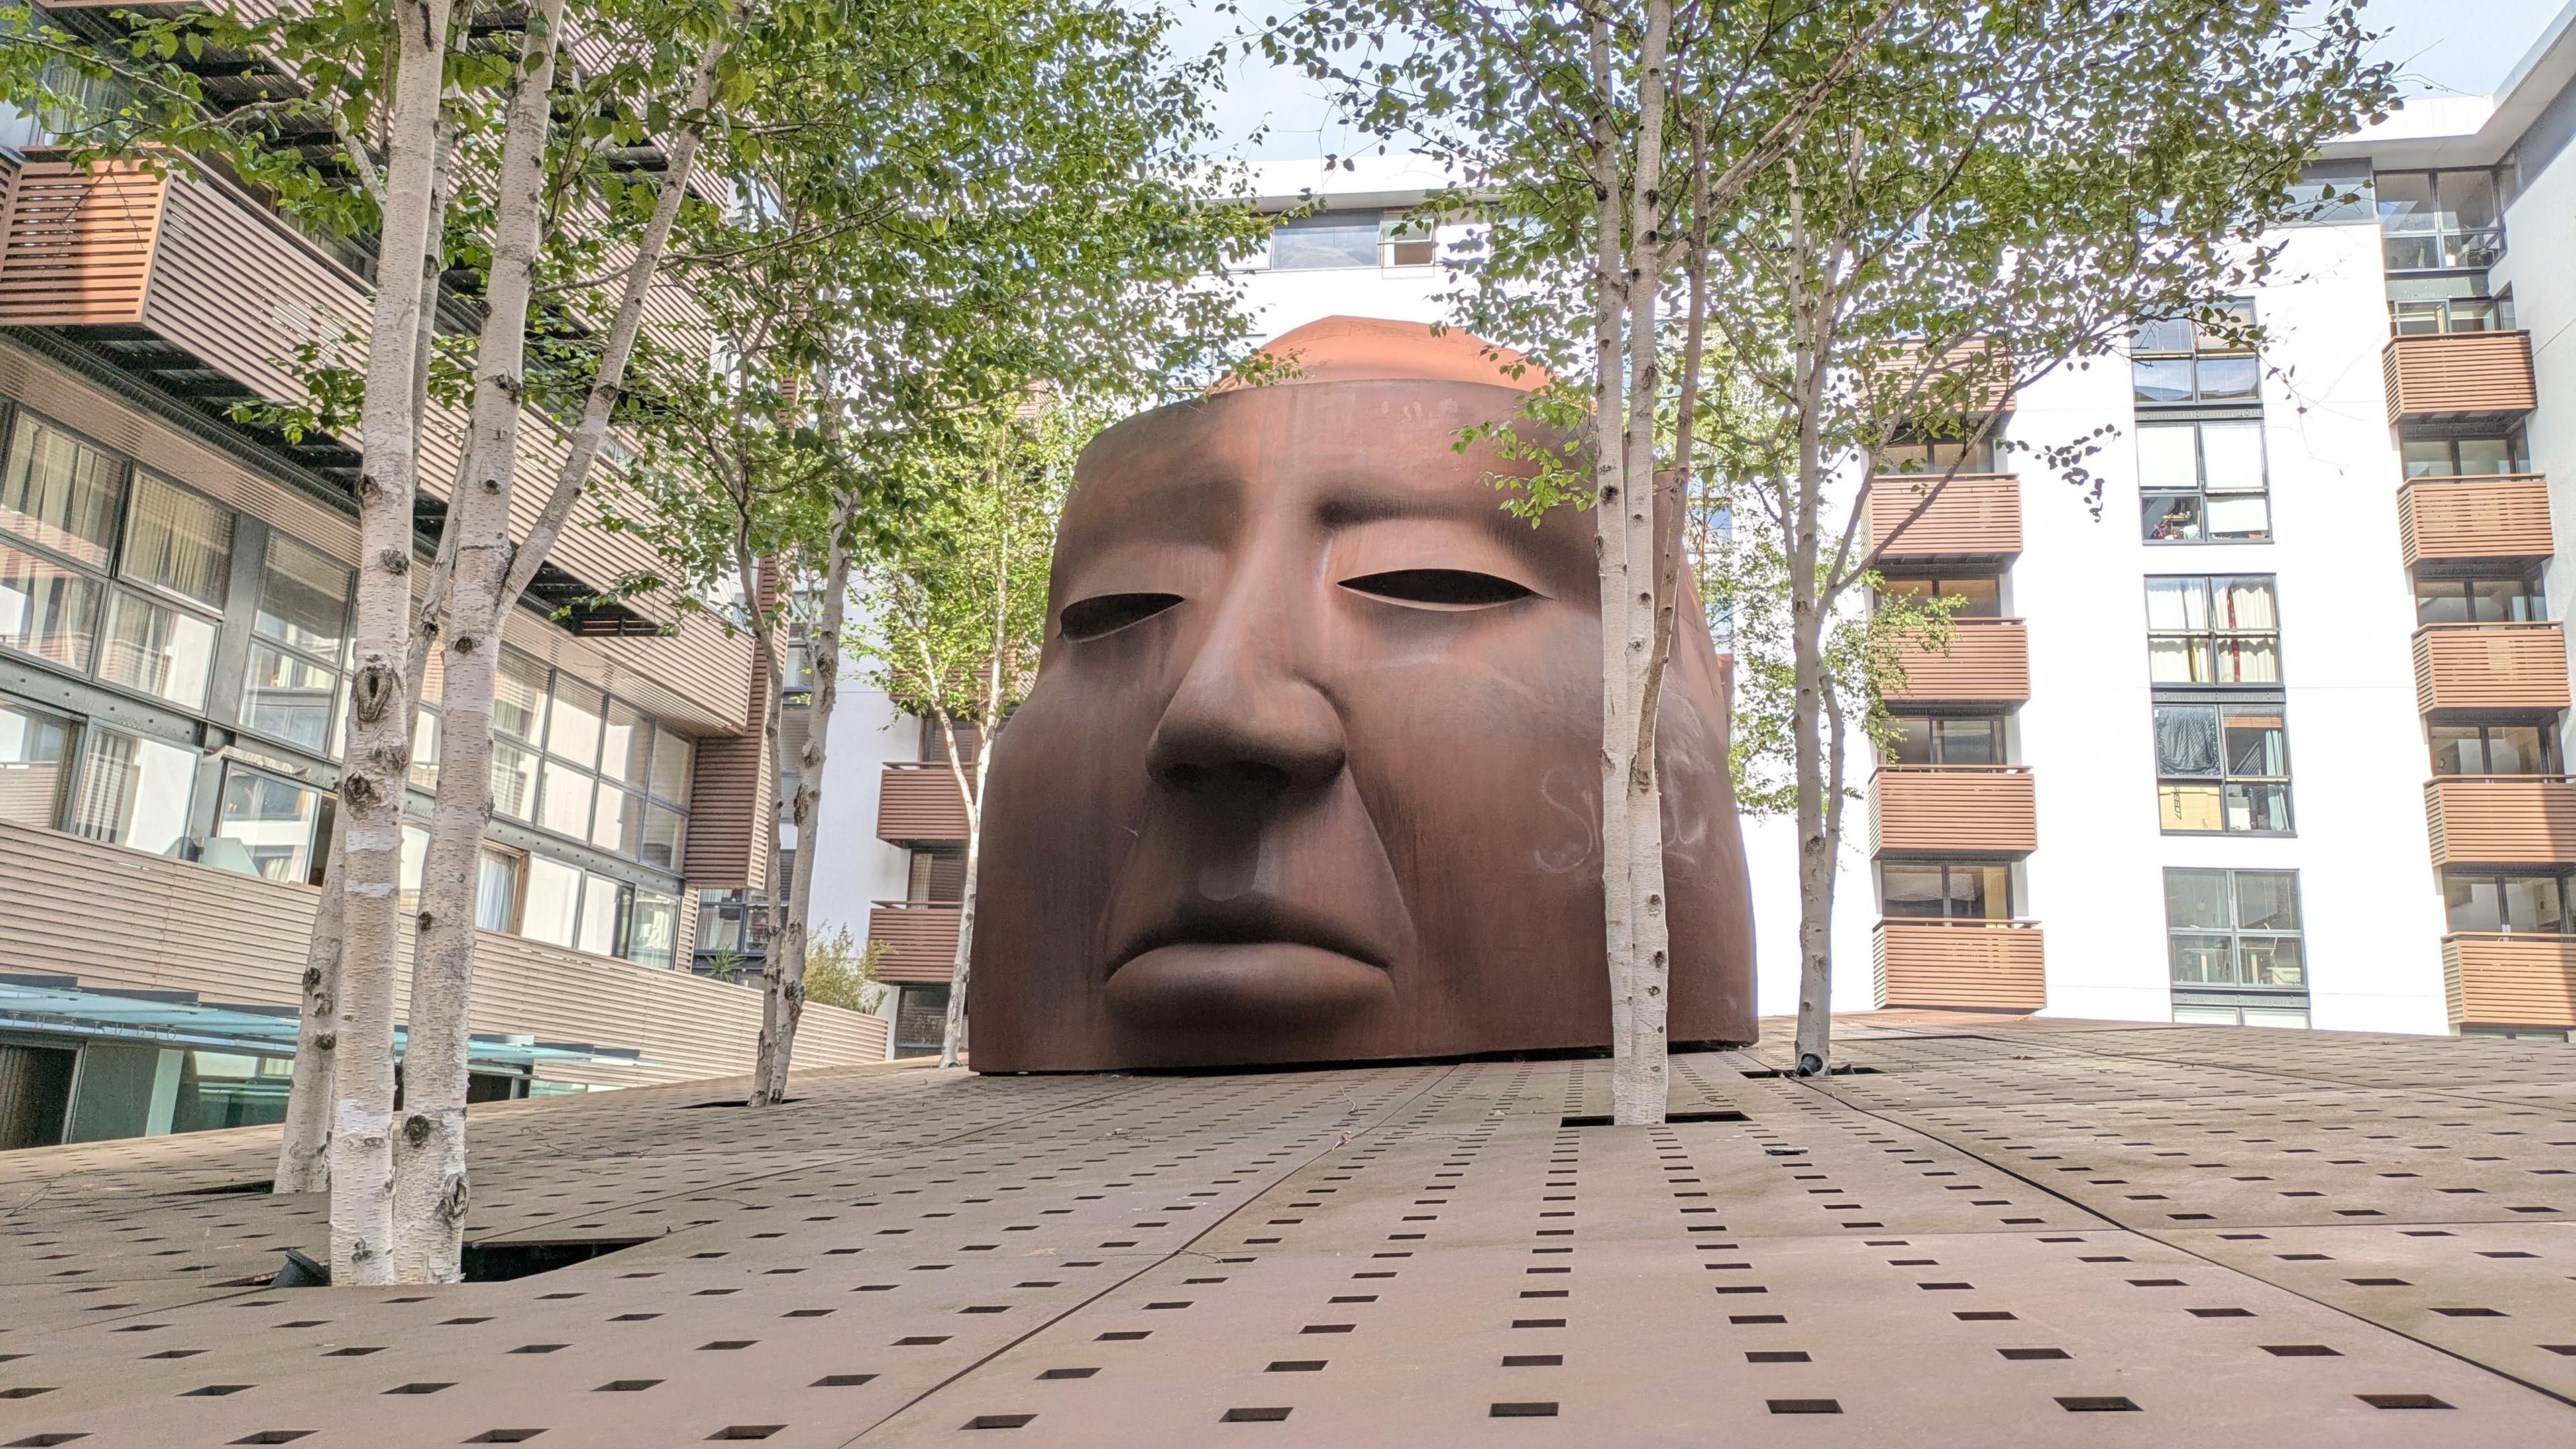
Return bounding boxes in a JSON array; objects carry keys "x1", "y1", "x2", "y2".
[{"x1": 0, "y1": 156, "x2": 168, "y2": 327}]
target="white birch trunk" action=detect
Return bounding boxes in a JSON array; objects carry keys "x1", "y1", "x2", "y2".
[
  {"x1": 935, "y1": 711, "x2": 987, "y2": 1071},
  {"x1": 392, "y1": 0, "x2": 565, "y2": 1282},
  {"x1": 747, "y1": 548, "x2": 799, "y2": 1102},
  {"x1": 751, "y1": 508, "x2": 851, "y2": 1104},
  {"x1": 331, "y1": 0, "x2": 453, "y2": 1287},
  {"x1": 1788, "y1": 218, "x2": 1837, "y2": 1077}
]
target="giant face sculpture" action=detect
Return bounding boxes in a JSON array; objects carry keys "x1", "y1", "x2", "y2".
[{"x1": 970, "y1": 317, "x2": 1755, "y2": 1071}]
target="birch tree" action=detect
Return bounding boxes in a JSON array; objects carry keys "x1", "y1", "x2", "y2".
[
  {"x1": 857, "y1": 403, "x2": 1075, "y2": 1068},
  {"x1": 1688, "y1": 0, "x2": 2391, "y2": 1075},
  {"x1": 1267, "y1": 0, "x2": 1892, "y2": 1124}
]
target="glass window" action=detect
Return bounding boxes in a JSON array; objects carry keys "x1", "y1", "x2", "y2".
[
  {"x1": 2444, "y1": 870, "x2": 2576, "y2": 934},
  {"x1": 2431, "y1": 722, "x2": 2560, "y2": 775},
  {"x1": 1879, "y1": 860, "x2": 2010, "y2": 920},
  {"x1": 209, "y1": 765, "x2": 319, "y2": 882},
  {"x1": 69, "y1": 729, "x2": 196, "y2": 857},
  {"x1": 0, "y1": 696, "x2": 72, "y2": 829},
  {"x1": 520, "y1": 854, "x2": 582, "y2": 947},
  {"x1": 1268, "y1": 210, "x2": 1385, "y2": 270},
  {"x1": 0, "y1": 415, "x2": 123, "y2": 566},
  {"x1": 1874, "y1": 437, "x2": 1996, "y2": 476},
  {"x1": 2403, "y1": 435, "x2": 2528, "y2": 478},
  {"x1": 2415, "y1": 569, "x2": 2544, "y2": 625},
  {"x1": 1884, "y1": 714, "x2": 2004, "y2": 767},
  {"x1": 254, "y1": 534, "x2": 350, "y2": 660},
  {"x1": 97, "y1": 591, "x2": 215, "y2": 710},
  {"x1": 0, "y1": 539, "x2": 101, "y2": 669},
  {"x1": 626, "y1": 888, "x2": 679, "y2": 969},
  {"x1": 2163, "y1": 868, "x2": 2305, "y2": 989},
  {"x1": 2376, "y1": 168, "x2": 2508, "y2": 271},
  {"x1": 641, "y1": 802, "x2": 684, "y2": 871},
  {"x1": 476, "y1": 848, "x2": 521, "y2": 932},
  {"x1": 409, "y1": 709, "x2": 441, "y2": 792},
  {"x1": 118, "y1": 475, "x2": 231, "y2": 609},
  {"x1": 494, "y1": 651, "x2": 550, "y2": 744},
  {"x1": 2139, "y1": 420, "x2": 2268, "y2": 542},
  {"x1": 1878, "y1": 576, "x2": 2001, "y2": 618},
  {"x1": 546, "y1": 676, "x2": 604, "y2": 767},
  {"x1": 490, "y1": 739, "x2": 539, "y2": 821},
  {"x1": 600, "y1": 700, "x2": 649, "y2": 784},
  {"x1": 399, "y1": 823, "x2": 427, "y2": 914},
  {"x1": 591, "y1": 780, "x2": 639, "y2": 854},
  {"x1": 2133, "y1": 301, "x2": 2257, "y2": 405},
  {"x1": 242, "y1": 642, "x2": 339, "y2": 753},
  {"x1": 2154, "y1": 703, "x2": 2292, "y2": 834},
  {"x1": 577, "y1": 872, "x2": 625, "y2": 957},
  {"x1": 537, "y1": 759, "x2": 594, "y2": 839},
  {"x1": 649, "y1": 727, "x2": 692, "y2": 804},
  {"x1": 2145, "y1": 576, "x2": 2280, "y2": 684}
]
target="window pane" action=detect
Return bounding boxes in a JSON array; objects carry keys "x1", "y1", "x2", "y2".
[
  {"x1": 2194, "y1": 355, "x2": 2260, "y2": 401},
  {"x1": 2452, "y1": 438, "x2": 2518, "y2": 476},
  {"x1": 537, "y1": 759, "x2": 594, "y2": 839},
  {"x1": 2224, "y1": 712, "x2": 2288, "y2": 776},
  {"x1": 2212, "y1": 635, "x2": 2279, "y2": 684},
  {"x1": 2147, "y1": 635, "x2": 2209, "y2": 684},
  {"x1": 2485, "y1": 725, "x2": 2548, "y2": 774},
  {"x1": 476, "y1": 849, "x2": 520, "y2": 932},
  {"x1": 2443, "y1": 169, "x2": 2499, "y2": 231},
  {"x1": 2225, "y1": 781, "x2": 2294, "y2": 833},
  {"x1": 626, "y1": 890, "x2": 678, "y2": 969},
  {"x1": 68, "y1": 730, "x2": 195, "y2": 858},
  {"x1": 2158, "y1": 782, "x2": 2224, "y2": 832},
  {"x1": 520, "y1": 855, "x2": 581, "y2": 947},
  {"x1": 2239, "y1": 934, "x2": 2304, "y2": 987},
  {"x1": 115, "y1": 474, "x2": 231, "y2": 608},
  {"x1": 2384, "y1": 234, "x2": 2444, "y2": 271},
  {"x1": 2132, "y1": 356, "x2": 2194, "y2": 403},
  {"x1": 1884, "y1": 716, "x2": 1935, "y2": 766},
  {"x1": 2504, "y1": 875, "x2": 2567, "y2": 934},
  {"x1": 490, "y1": 740, "x2": 538, "y2": 821},
  {"x1": 2169, "y1": 932, "x2": 2235, "y2": 984},
  {"x1": 2234, "y1": 871, "x2": 2300, "y2": 929},
  {"x1": 600, "y1": 700, "x2": 649, "y2": 784},
  {"x1": 0, "y1": 698, "x2": 70, "y2": 828},
  {"x1": 1268, "y1": 211, "x2": 1383, "y2": 270},
  {"x1": 641, "y1": 802, "x2": 685, "y2": 871},
  {"x1": 1, "y1": 415, "x2": 122, "y2": 566},
  {"x1": 2447, "y1": 874, "x2": 2502, "y2": 932},
  {"x1": 2428, "y1": 724, "x2": 2479, "y2": 775},
  {"x1": 2163, "y1": 869, "x2": 2231, "y2": 930},
  {"x1": 2133, "y1": 317, "x2": 2194, "y2": 354},
  {"x1": 649, "y1": 727, "x2": 692, "y2": 804},
  {"x1": 399, "y1": 824, "x2": 427, "y2": 915},
  {"x1": 546, "y1": 676, "x2": 604, "y2": 766},
  {"x1": 210, "y1": 766, "x2": 317, "y2": 881},
  {"x1": 0, "y1": 540, "x2": 101, "y2": 669},
  {"x1": 2198, "y1": 422, "x2": 2265, "y2": 492},
  {"x1": 2375, "y1": 172, "x2": 2437, "y2": 232},
  {"x1": 1968, "y1": 865, "x2": 2009, "y2": 918},
  {"x1": 1938, "y1": 578, "x2": 2001, "y2": 616},
  {"x1": 2145, "y1": 493, "x2": 2204, "y2": 541},
  {"x1": 494, "y1": 651, "x2": 549, "y2": 743},
  {"x1": 576, "y1": 873, "x2": 624, "y2": 957},
  {"x1": 254, "y1": 535, "x2": 350, "y2": 659},
  {"x1": 2215, "y1": 578, "x2": 2276, "y2": 629},
  {"x1": 1936, "y1": 718, "x2": 2001, "y2": 767},
  {"x1": 591, "y1": 780, "x2": 639, "y2": 853},
  {"x1": 97, "y1": 591, "x2": 214, "y2": 710},
  {"x1": 410, "y1": 709, "x2": 441, "y2": 792},
  {"x1": 2402, "y1": 439, "x2": 2458, "y2": 477},
  {"x1": 2137, "y1": 425, "x2": 2200, "y2": 492},
  {"x1": 2415, "y1": 579, "x2": 2467, "y2": 625},
  {"x1": 1881, "y1": 863, "x2": 1945, "y2": 917},
  {"x1": 2469, "y1": 576, "x2": 2542, "y2": 622},
  {"x1": 2144, "y1": 577, "x2": 2208, "y2": 631},
  {"x1": 2204, "y1": 492, "x2": 2268, "y2": 539},
  {"x1": 242, "y1": 642, "x2": 337, "y2": 753},
  {"x1": 2153, "y1": 706, "x2": 2222, "y2": 776}
]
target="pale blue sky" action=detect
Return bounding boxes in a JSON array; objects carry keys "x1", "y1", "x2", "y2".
[{"x1": 1165, "y1": 0, "x2": 2575, "y2": 160}]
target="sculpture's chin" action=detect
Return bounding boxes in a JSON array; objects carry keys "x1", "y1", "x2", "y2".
[{"x1": 1104, "y1": 942, "x2": 1395, "y2": 1035}]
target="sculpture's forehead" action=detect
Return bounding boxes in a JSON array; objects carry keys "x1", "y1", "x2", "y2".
[{"x1": 1063, "y1": 380, "x2": 1559, "y2": 548}]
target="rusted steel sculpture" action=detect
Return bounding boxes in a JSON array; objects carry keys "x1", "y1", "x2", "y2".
[{"x1": 972, "y1": 317, "x2": 1756, "y2": 1070}]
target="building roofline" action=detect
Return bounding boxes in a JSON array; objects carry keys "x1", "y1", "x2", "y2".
[{"x1": 2318, "y1": 0, "x2": 2576, "y2": 167}]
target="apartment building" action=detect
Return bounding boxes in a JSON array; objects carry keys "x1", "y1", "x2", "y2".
[{"x1": 0, "y1": 7, "x2": 885, "y2": 1149}]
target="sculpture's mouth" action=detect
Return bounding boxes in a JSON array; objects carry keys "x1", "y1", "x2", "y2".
[{"x1": 1102, "y1": 898, "x2": 1397, "y2": 1030}]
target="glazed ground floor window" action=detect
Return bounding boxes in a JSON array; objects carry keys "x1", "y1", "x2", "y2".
[{"x1": 2164, "y1": 868, "x2": 2304, "y2": 989}]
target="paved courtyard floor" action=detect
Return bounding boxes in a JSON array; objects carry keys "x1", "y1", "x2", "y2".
[{"x1": 4, "y1": 1016, "x2": 2575, "y2": 1446}]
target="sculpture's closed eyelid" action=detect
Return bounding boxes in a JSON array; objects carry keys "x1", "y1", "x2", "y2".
[
  {"x1": 1338, "y1": 568, "x2": 1537, "y2": 610},
  {"x1": 1061, "y1": 592, "x2": 1184, "y2": 640}
]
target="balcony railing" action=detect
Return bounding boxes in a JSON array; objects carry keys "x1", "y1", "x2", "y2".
[
  {"x1": 1870, "y1": 765, "x2": 2037, "y2": 856},
  {"x1": 867, "y1": 900, "x2": 963, "y2": 983},
  {"x1": 1872, "y1": 918, "x2": 2046, "y2": 1012},
  {"x1": 2424, "y1": 775, "x2": 2576, "y2": 867},
  {"x1": 1884, "y1": 616, "x2": 2030, "y2": 705},
  {"x1": 0, "y1": 151, "x2": 371, "y2": 415},
  {"x1": 1865, "y1": 473, "x2": 2022, "y2": 561},
  {"x1": 877, "y1": 762, "x2": 971, "y2": 845},
  {"x1": 2398, "y1": 473, "x2": 2554, "y2": 566},
  {"x1": 2442, "y1": 932, "x2": 2576, "y2": 1029},
  {"x1": 2381, "y1": 330, "x2": 2537, "y2": 425},
  {"x1": 2411, "y1": 621, "x2": 2571, "y2": 716}
]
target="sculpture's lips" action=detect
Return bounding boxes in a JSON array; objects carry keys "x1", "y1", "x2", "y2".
[{"x1": 1104, "y1": 896, "x2": 1391, "y2": 980}]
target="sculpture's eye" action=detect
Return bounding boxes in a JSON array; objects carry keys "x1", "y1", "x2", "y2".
[
  {"x1": 1339, "y1": 569, "x2": 1536, "y2": 610},
  {"x1": 1060, "y1": 592, "x2": 1183, "y2": 641}
]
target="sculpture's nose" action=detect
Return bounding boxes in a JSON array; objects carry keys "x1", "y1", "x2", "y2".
[{"x1": 1145, "y1": 589, "x2": 1345, "y2": 798}]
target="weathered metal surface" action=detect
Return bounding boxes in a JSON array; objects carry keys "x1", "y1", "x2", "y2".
[
  {"x1": 970, "y1": 317, "x2": 1758, "y2": 1070},
  {"x1": 0, "y1": 1021, "x2": 2571, "y2": 1446}
]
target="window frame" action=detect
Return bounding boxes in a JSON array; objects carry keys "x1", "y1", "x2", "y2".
[
  {"x1": 2144, "y1": 574, "x2": 2284, "y2": 686},
  {"x1": 1877, "y1": 858, "x2": 2014, "y2": 921},
  {"x1": 2374, "y1": 167, "x2": 2509, "y2": 272},
  {"x1": 2429, "y1": 720, "x2": 2563, "y2": 777},
  {"x1": 2441, "y1": 868, "x2": 2576, "y2": 935},
  {"x1": 2138, "y1": 418, "x2": 2271, "y2": 544},
  {"x1": 2151, "y1": 698, "x2": 2294, "y2": 836},
  {"x1": 2131, "y1": 300, "x2": 2261, "y2": 407},
  {"x1": 2163, "y1": 867, "x2": 2307, "y2": 991}
]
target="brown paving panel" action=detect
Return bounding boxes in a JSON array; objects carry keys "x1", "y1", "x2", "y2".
[{"x1": 2165, "y1": 1222, "x2": 2576, "y2": 1401}]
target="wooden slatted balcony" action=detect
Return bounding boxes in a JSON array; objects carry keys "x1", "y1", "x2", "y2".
[
  {"x1": 2424, "y1": 775, "x2": 2576, "y2": 867},
  {"x1": 1884, "y1": 617, "x2": 2030, "y2": 705},
  {"x1": 2411, "y1": 621, "x2": 2571, "y2": 716},
  {"x1": 878, "y1": 763, "x2": 971, "y2": 845},
  {"x1": 1866, "y1": 474, "x2": 2022, "y2": 562},
  {"x1": 2382, "y1": 330, "x2": 2537, "y2": 425},
  {"x1": 867, "y1": 900, "x2": 962, "y2": 984},
  {"x1": 0, "y1": 152, "x2": 370, "y2": 413},
  {"x1": 1872, "y1": 919, "x2": 2046, "y2": 1012},
  {"x1": 2443, "y1": 933, "x2": 2576, "y2": 1029},
  {"x1": 1870, "y1": 766, "x2": 2037, "y2": 857},
  {"x1": 2398, "y1": 473, "x2": 2554, "y2": 566}
]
